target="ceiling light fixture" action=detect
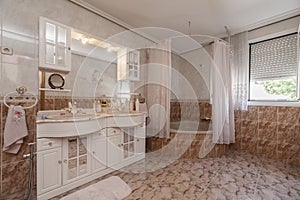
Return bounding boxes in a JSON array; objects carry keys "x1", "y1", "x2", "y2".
[{"x1": 81, "y1": 37, "x2": 89, "y2": 44}]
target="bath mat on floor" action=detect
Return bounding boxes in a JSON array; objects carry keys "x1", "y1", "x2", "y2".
[{"x1": 60, "y1": 176, "x2": 132, "y2": 200}]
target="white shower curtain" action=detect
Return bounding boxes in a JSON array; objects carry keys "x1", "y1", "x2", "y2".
[
  {"x1": 211, "y1": 40, "x2": 235, "y2": 144},
  {"x1": 231, "y1": 31, "x2": 249, "y2": 110},
  {"x1": 145, "y1": 40, "x2": 171, "y2": 138}
]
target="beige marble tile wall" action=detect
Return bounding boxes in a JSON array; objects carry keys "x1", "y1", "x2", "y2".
[
  {"x1": 170, "y1": 100, "x2": 212, "y2": 122},
  {"x1": 233, "y1": 106, "x2": 300, "y2": 166},
  {"x1": 0, "y1": 102, "x2": 38, "y2": 197},
  {"x1": 146, "y1": 133, "x2": 229, "y2": 159}
]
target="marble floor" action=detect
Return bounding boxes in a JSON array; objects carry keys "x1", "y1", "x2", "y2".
[{"x1": 4, "y1": 151, "x2": 300, "y2": 200}]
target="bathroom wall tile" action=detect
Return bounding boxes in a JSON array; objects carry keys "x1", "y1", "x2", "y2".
[
  {"x1": 277, "y1": 142, "x2": 299, "y2": 163},
  {"x1": 277, "y1": 123, "x2": 299, "y2": 144},
  {"x1": 277, "y1": 107, "x2": 300, "y2": 124},
  {"x1": 1, "y1": 130, "x2": 35, "y2": 165},
  {"x1": 256, "y1": 139, "x2": 277, "y2": 159},
  {"x1": 1, "y1": 62, "x2": 38, "y2": 97},
  {"x1": 258, "y1": 106, "x2": 277, "y2": 122},
  {"x1": 1, "y1": 160, "x2": 30, "y2": 196},
  {"x1": 241, "y1": 106, "x2": 258, "y2": 120},
  {"x1": 241, "y1": 136, "x2": 257, "y2": 154},
  {"x1": 1, "y1": 30, "x2": 37, "y2": 66},
  {"x1": 258, "y1": 121, "x2": 277, "y2": 141},
  {"x1": 190, "y1": 140, "x2": 202, "y2": 159},
  {"x1": 232, "y1": 138, "x2": 242, "y2": 150},
  {"x1": 234, "y1": 118, "x2": 242, "y2": 139},
  {"x1": 241, "y1": 120, "x2": 258, "y2": 137},
  {"x1": 234, "y1": 110, "x2": 241, "y2": 119},
  {"x1": 204, "y1": 102, "x2": 212, "y2": 118},
  {"x1": 42, "y1": 98, "x2": 55, "y2": 110}
]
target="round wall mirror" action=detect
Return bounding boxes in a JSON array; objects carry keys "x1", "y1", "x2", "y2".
[{"x1": 48, "y1": 73, "x2": 65, "y2": 89}]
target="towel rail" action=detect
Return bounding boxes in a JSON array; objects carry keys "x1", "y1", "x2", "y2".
[{"x1": 3, "y1": 86, "x2": 38, "y2": 109}]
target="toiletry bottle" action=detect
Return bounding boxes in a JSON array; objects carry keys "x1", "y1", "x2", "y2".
[
  {"x1": 96, "y1": 100, "x2": 102, "y2": 113},
  {"x1": 72, "y1": 101, "x2": 77, "y2": 114},
  {"x1": 129, "y1": 98, "x2": 134, "y2": 112},
  {"x1": 68, "y1": 102, "x2": 72, "y2": 109},
  {"x1": 135, "y1": 98, "x2": 140, "y2": 112}
]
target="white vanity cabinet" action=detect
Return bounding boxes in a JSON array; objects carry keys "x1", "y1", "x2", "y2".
[
  {"x1": 107, "y1": 128, "x2": 123, "y2": 167},
  {"x1": 62, "y1": 136, "x2": 90, "y2": 185},
  {"x1": 117, "y1": 48, "x2": 140, "y2": 81},
  {"x1": 39, "y1": 17, "x2": 71, "y2": 73},
  {"x1": 36, "y1": 112, "x2": 146, "y2": 200},
  {"x1": 37, "y1": 138, "x2": 62, "y2": 196},
  {"x1": 135, "y1": 123, "x2": 146, "y2": 155},
  {"x1": 91, "y1": 130, "x2": 107, "y2": 172}
]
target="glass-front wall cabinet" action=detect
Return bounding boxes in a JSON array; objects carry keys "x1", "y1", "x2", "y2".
[{"x1": 39, "y1": 17, "x2": 71, "y2": 73}]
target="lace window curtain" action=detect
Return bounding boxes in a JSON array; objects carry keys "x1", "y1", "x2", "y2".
[{"x1": 230, "y1": 31, "x2": 249, "y2": 111}]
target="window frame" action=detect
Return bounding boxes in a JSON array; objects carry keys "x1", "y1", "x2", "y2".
[{"x1": 248, "y1": 31, "x2": 300, "y2": 106}]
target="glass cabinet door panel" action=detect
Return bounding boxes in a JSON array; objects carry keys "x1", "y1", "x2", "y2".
[
  {"x1": 56, "y1": 47, "x2": 66, "y2": 66},
  {"x1": 68, "y1": 158, "x2": 77, "y2": 180},
  {"x1": 45, "y1": 22, "x2": 56, "y2": 43},
  {"x1": 57, "y1": 26, "x2": 67, "y2": 46},
  {"x1": 123, "y1": 144, "x2": 128, "y2": 159},
  {"x1": 79, "y1": 156, "x2": 87, "y2": 176},
  {"x1": 45, "y1": 44, "x2": 55, "y2": 64},
  {"x1": 79, "y1": 137, "x2": 87, "y2": 156},
  {"x1": 129, "y1": 143, "x2": 134, "y2": 157},
  {"x1": 68, "y1": 137, "x2": 77, "y2": 158},
  {"x1": 134, "y1": 53, "x2": 138, "y2": 65},
  {"x1": 129, "y1": 52, "x2": 133, "y2": 63}
]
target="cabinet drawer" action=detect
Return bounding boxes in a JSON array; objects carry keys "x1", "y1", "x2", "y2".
[
  {"x1": 107, "y1": 128, "x2": 121, "y2": 137},
  {"x1": 106, "y1": 115, "x2": 144, "y2": 127},
  {"x1": 37, "y1": 138, "x2": 62, "y2": 151}
]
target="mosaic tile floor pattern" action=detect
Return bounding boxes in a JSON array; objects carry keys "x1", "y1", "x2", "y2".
[{"x1": 3, "y1": 151, "x2": 300, "y2": 200}]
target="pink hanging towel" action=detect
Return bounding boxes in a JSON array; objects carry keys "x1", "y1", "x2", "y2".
[{"x1": 3, "y1": 105, "x2": 28, "y2": 154}]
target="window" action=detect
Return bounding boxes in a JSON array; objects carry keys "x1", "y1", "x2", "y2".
[{"x1": 249, "y1": 33, "x2": 298, "y2": 101}]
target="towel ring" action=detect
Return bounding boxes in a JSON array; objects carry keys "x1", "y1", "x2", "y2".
[{"x1": 3, "y1": 86, "x2": 38, "y2": 109}]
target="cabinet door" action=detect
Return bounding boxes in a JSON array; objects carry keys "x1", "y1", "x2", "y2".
[
  {"x1": 39, "y1": 17, "x2": 71, "y2": 73},
  {"x1": 117, "y1": 49, "x2": 140, "y2": 81},
  {"x1": 37, "y1": 147, "x2": 62, "y2": 195},
  {"x1": 91, "y1": 131, "x2": 107, "y2": 172},
  {"x1": 135, "y1": 125, "x2": 146, "y2": 154},
  {"x1": 127, "y1": 50, "x2": 140, "y2": 81},
  {"x1": 107, "y1": 134, "x2": 123, "y2": 167},
  {"x1": 62, "y1": 136, "x2": 90, "y2": 184},
  {"x1": 121, "y1": 127, "x2": 135, "y2": 160}
]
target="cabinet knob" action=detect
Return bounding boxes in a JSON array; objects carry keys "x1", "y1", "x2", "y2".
[
  {"x1": 136, "y1": 139, "x2": 140, "y2": 142},
  {"x1": 58, "y1": 160, "x2": 62, "y2": 164},
  {"x1": 48, "y1": 142, "x2": 52, "y2": 146},
  {"x1": 93, "y1": 151, "x2": 95, "y2": 154}
]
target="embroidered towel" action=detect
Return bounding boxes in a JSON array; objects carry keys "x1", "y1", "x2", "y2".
[{"x1": 3, "y1": 105, "x2": 28, "y2": 154}]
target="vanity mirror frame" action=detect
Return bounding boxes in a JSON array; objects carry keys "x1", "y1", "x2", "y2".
[{"x1": 48, "y1": 73, "x2": 65, "y2": 89}]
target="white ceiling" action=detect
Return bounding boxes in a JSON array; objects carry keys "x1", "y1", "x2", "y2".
[{"x1": 79, "y1": 0, "x2": 300, "y2": 37}]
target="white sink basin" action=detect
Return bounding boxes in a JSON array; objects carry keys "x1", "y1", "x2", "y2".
[
  {"x1": 36, "y1": 109, "x2": 146, "y2": 138},
  {"x1": 46, "y1": 113, "x2": 95, "y2": 120}
]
